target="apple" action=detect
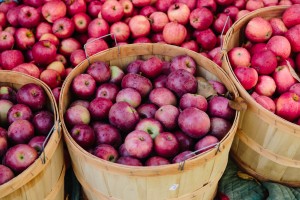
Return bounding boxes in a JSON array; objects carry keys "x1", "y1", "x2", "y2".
[
  {"x1": 118, "y1": 143, "x2": 131, "y2": 157},
  {"x1": 155, "y1": 105, "x2": 179, "y2": 130},
  {"x1": 181, "y1": 40, "x2": 199, "y2": 52},
  {"x1": 119, "y1": 0, "x2": 134, "y2": 17},
  {"x1": 18, "y1": 6, "x2": 40, "y2": 28},
  {"x1": 32, "y1": 40, "x2": 57, "y2": 67},
  {"x1": 255, "y1": 95, "x2": 276, "y2": 113},
  {"x1": 85, "y1": 37, "x2": 109, "y2": 57},
  {"x1": 93, "y1": 122, "x2": 121, "y2": 148},
  {"x1": 166, "y1": 69, "x2": 197, "y2": 97},
  {"x1": 0, "y1": 100, "x2": 13, "y2": 125},
  {"x1": 7, "y1": 5, "x2": 24, "y2": 27},
  {"x1": 234, "y1": 67, "x2": 259, "y2": 90},
  {"x1": 189, "y1": 7, "x2": 213, "y2": 31},
  {"x1": 39, "y1": 33, "x2": 59, "y2": 47},
  {"x1": 72, "y1": 74, "x2": 96, "y2": 99},
  {"x1": 137, "y1": 103, "x2": 158, "y2": 119},
  {"x1": 0, "y1": 127, "x2": 7, "y2": 138},
  {"x1": 124, "y1": 130, "x2": 153, "y2": 159},
  {"x1": 0, "y1": 165, "x2": 14, "y2": 185},
  {"x1": 40, "y1": 69, "x2": 61, "y2": 89},
  {"x1": 129, "y1": 15, "x2": 150, "y2": 38},
  {"x1": 246, "y1": 0, "x2": 264, "y2": 11},
  {"x1": 249, "y1": 43, "x2": 268, "y2": 56},
  {"x1": 173, "y1": 130, "x2": 195, "y2": 152},
  {"x1": 87, "y1": 18, "x2": 109, "y2": 38},
  {"x1": 70, "y1": 124, "x2": 95, "y2": 149},
  {"x1": 279, "y1": 0, "x2": 293, "y2": 5},
  {"x1": 109, "y1": 102, "x2": 139, "y2": 132},
  {"x1": 290, "y1": 83, "x2": 300, "y2": 96},
  {"x1": 140, "y1": 56, "x2": 163, "y2": 78},
  {"x1": 0, "y1": 31, "x2": 14, "y2": 51},
  {"x1": 7, "y1": 104, "x2": 32, "y2": 124},
  {"x1": 65, "y1": 0, "x2": 86, "y2": 16},
  {"x1": 279, "y1": 57, "x2": 295, "y2": 69},
  {"x1": 87, "y1": 61, "x2": 111, "y2": 84},
  {"x1": 135, "y1": 118, "x2": 163, "y2": 139},
  {"x1": 170, "y1": 55, "x2": 196, "y2": 75},
  {"x1": 148, "y1": 12, "x2": 169, "y2": 33},
  {"x1": 121, "y1": 73, "x2": 153, "y2": 97},
  {"x1": 0, "y1": 86, "x2": 16, "y2": 102},
  {"x1": 195, "y1": 29, "x2": 217, "y2": 51},
  {"x1": 263, "y1": 0, "x2": 279, "y2": 6},
  {"x1": 210, "y1": 117, "x2": 232, "y2": 140},
  {"x1": 282, "y1": 4, "x2": 300, "y2": 28},
  {"x1": 245, "y1": 17, "x2": 272, "y2": 42},
  {"x1": 14, "y1": 63, "x2": 40, "y2": 79},
  {"x1": 273, "y1": 65, "x2": 297, "y2": 94},
  {"x1": 172, "y1": 151, "x2": 195, "y2": 163},
  {"x1": 224, "y1": 6, "x2": 239, "y2": 21},
  {"x1": 167, "y1": 3, "x2": 190, "y2": 25},
  {"x1": 52, "y1": 87, "x2": 61, "y2": 104},
  {"x1": 70, "y1": 100, "x2": 90, "y2": 109},
  {"x1": 116, "y1": 156, "x2": 142, "y2": 166},
  {"x1": 154, "y1": 132, "x2": 179, "y2": 158},
  {"x1": 0, "y1": 0, "x2": 17, "y2": 14},
  {"x1": 208, "y1": 80, "x2": 227, "y2": 95},
  {"x1": 70, "y1": 49, "x2": 86, "y2": 67},
  {"x1": 8, "y1": 119, "x2": 34, "y2": 144},
  {"x1": 145, "y1": 156, "x2": 170, "y2": 166},
  {"x1": 32, "y1": 110, "x2": 54, "y2": 136},
  {"x1": 0, "y1": 50, "x2": 24, "y2": 70},
  {"x1": 276, "y1": 92, "x2": 300, "y2": 121},
  {"x1": 133, "y1": 37, "x2": 151, "y2": 43},
  {"x1": 28, "y1": 136, "x2": 46, "y2": 154},
  {"x1": 178, "y1": 107, "x2": 210, "y2": 138},
  {"x1": 64, "y1": 105, "x2": 91, "y2": 127},
  {"x1": 101, "y1": 0, "x2": 124, "y2": 23},
  {"x1": 42, "y1": 1, "x2": 66, "y2": 23},
  {"x1": 87, "y1": 1, "x2": 101, "y2": 18},
  {"x1": 110, "y1": 65, "x2": 125, "y2": 84},
  {"x1": 116, "y1": 88, "x2": 142, "y2": 108},
  {"x1": 228, "y1": 47, "x2": 251, "y2": 69},
  {"x1": 16, "y1": 83, "x2": 46, "y2": 111},
  {"x1": 126, "y1": 59, "x2": 143, "y2": 74},
  {"x1": 208, "y1": 96, "x2": 236, "y2": 121},
  {"x1": 52, "y1": 17, "x2": 75, "y2": 39},
  {"x1": 35, "y1": 22, "x2": 52, "y2": 40},
  {"x1": 149, "y1": 87, "x2": 177, "y2": 107},
  {"x1": 93, "y1": 144, "x2": 119, "y2": 162},
  {"x1": 139, "y1": 5, "x2": 156, "y2": 17},
  {"x1": 110, "y1": 21, "x2": 130, "y2": 42},
  {"x1": 71, "y1": 12, "x2": 91, "y2": 33},
  {"x1": 179, "y1": 93, "x2": 208, "y2": 111},
  {"x1": 213, "y1": 13, "x2": 233, "y2": 35},
  {"x1": 269, "y1": 18, "x2": 288, "y2": 36},
  {"x1": 175, "y1": 0, "x2": 196, "y2": 10},
  {"x1": 88, "y1": 97, "x2": 113, "y2": 120},
  {"x1": 285, "y1": 24, "x2": 300, "y2": 53},
  {"x1": 266, "y1": 35, "x2": 291, "y2": 59},
  {"x1": 163, "y1": 22, "x2": 187, "y2": 45},
  {"x1": 47, "y1": 61, "x2": 66, "y2": 78},
  {"x1": 236, "y1": 10, "x2": 250, "y2": 21},
  {"x1": 96, "y1": 83, "x2": 119, "y2": 102},
  {"x1": 194, "y1": 135, "x2": 219, "y2": 154},
  {"x1": 153, "y1": 75, "x2": 167, "y2": 88},
  {"x1": 59, "y1": 38, "x2": 81, "y2": 56},
  {"x1": 251, "y1": 50, "x2": 278, "y2": 75},
  {"x1": 196, "y1": 0, "x2": 217, "y2": 12},
  {"x1": 254, "y1": 75, "x2": 276, "y2": 97}
]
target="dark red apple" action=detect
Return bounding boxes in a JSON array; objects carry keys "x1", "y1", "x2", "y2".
[
  {"x1": 88, "y1": 97, "x2": 113, "y2": 120},
  {"x1": 149, "y1": 87, "x2": 177, "y2": 107},
  {"x1": 170, "y1": 55, "x2": 196, "y2": 75},
  {"x1": 194, "y1": 135, "x2": 219, "y2": 154},
  {"x1": 0, "y1": 50, "x2": 24, "y2": 70},
  {"x1": 126, "y1": 59, "x2": 143, "y2": 74},
  {"x1": 195, "y1": 29, "x2": 217, "y2": 51},
  {"x1": 0, "y1": 31, "x2": 14, "y2": 51},
  {"x1": 155, "y1": 105, "x2": 179, "y2": 130},
  {"x1": 52, "y1": 17, "x2": 75, "y2": 39},
  {"x1": 137, "y1": 103, "x2": 158, "y2": 119},
  {"x1": 7, "y1": 104, "x2": 32, "y2": 124},
  {"x1": 208, "y1": 96, "x2": 235, "y2": 121},
  {"x1": 93, "y1": 144, "x2": 119, "y2": 162},
  {"x1": 172, "y1": 151, "x2": 195, "y2": 163},
  {"x1": 210, "y1": 117, "x2": 232, "y2": 140},
  {"x1": 65, "y1": 0, "x2": 86, "y2": 16},
  {"x1": 71, "y1": 74, "x2": 96, "y2": 99},
  {"x1": 93, "y1": 122, "x2": 122, "y2": 148},
  {"x1": 95, "y1": 83, "x2": 119, "y2": 102},
  {"x1": 116, "y1": 156, "x2": 142, "y2": 166},
  {"x1": 154, "y1": 132, "x2": 179, "y2": 158},
  {"x1": 145, "y1": 156, "x2": 170, "y2": 166},
  {"x1": 179, "y1": 93, "x2": 208, "y2": 111},
  {"x1": 70, "y1": 124, "x2": 95, "y2": 149},
  {"x1": 18, "y1": 6, "x2": 40, "y2": 28},
  {"x1": 87, "y1": 61, "x2": 111, "y2": 84},
  {"x1": 121, "y1": 73, "x2": 153, "y2": 97},
  {"x1": 28, "y1": 136, "x2": 46, "y2": 154},
  {"x1": 0, "y1": 165, "x2": 14, "y2": 185},
  {"x1": 8, "y1": 120, "x2": 34, "y2": 144},
  {"x1": 32, "y1": 110, "x2": 54, "y2": 136},
  {"x1": 174, "y1": 130, "x2": 195, "y2": 152},
  {"x1": 32, "y1": 40, "x2": 57, "y2": 66},
  {"x1": 87, "y1": 1, "x2": 102, "y2": 18}
]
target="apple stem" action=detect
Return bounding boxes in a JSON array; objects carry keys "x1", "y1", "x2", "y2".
[
  {"x1": 139, "y1": 137, "x2": 145, "y2": 141},
  {"x1": 108, "y1": 155, "x2": 115, "y2": 162}
]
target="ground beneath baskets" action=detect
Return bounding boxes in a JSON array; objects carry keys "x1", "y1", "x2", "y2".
[{"x1": 64, "y1": 159, "x2": 300, "y2": 200}]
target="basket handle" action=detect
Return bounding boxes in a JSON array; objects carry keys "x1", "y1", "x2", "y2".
[
  {"x1": 286, "y1": 59, "x2": 300, "y2": 82},
  {"x1": 83, "y1": 33, "x2": 120, "y2": 65},
  {"x1": 178, "y1": 142, "x2": 221, "y2": 171},
  {"x1": 40, "y1": 120, "x2": 60, "y2": 164}
]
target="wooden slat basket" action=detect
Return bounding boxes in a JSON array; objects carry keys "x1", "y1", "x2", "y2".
[
  {"x1": 222, "y1": 6, "x2": 300, "y2": 186},
  {"x1": 59, "y1": 43, "x2": 241, "y2": 200},
  {"x1": 0, "y1": 71, "x2": 65, "y2": 199}
]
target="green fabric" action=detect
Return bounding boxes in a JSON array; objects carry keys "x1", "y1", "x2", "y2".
[{"x1": 263, "y1": 182, "x2": 300, "y2": 200}]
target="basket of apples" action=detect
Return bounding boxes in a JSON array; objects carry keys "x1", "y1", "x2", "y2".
[
  {"x1": 0, "y1": 71, "x2": 65, "y2": 199},
  {"x1": 59, "y1": 43, "x2": 241, "y2": 200},
  {"x1": 223, "y1": 5, "x2": 300, "y2": 186}
]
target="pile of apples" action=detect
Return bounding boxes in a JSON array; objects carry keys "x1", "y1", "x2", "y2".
[
  {"x1": 64, "y1": 55, "x2": 236, "y2": 166},
  {"x1": 0, "y1": 83, "x2": 54, "y2": 185},
  {"x1": 0, "y1": 0, "x2": 299, "y2": 96},
  {"x1": 227, "y1": 5, "x2": 300, "y2": 123}
]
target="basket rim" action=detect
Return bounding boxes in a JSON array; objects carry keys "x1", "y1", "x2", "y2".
[
  {"x1": 222, "y1": 5, "x2": 300, "y2": 135},
  {"x1": 59, "y1": 43, "x2": 241, "y2": 175},
  {"x1": 0, "y1": 71, "x2": 62, "y2": 197}
]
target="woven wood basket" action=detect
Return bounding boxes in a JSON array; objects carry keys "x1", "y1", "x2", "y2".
[
  {"x1": 59, "y1": 43, "x2": 241, "y2": 200},
  {"x1": 222, "y1": 6, "x2": 300, "y2": 186},
  {"x1": 0, "y1": 71, "x2": 65, "y2": 199}
]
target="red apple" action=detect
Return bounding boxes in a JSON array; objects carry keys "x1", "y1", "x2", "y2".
[
  {"x1": 154, "y1": 132, "x2": 179, "y2": 158},
  {"x1": 0, "y1": 50, "x2": 24, "y2": 70},
  {"x1": 70, "y1": 49, "x2": 86, "y2": 67},
  {"x1": 172, "y1": 151, "x2": 195, "y2": 163},
  {"x1": 249, "y1": 43, "x2": 268, "y2": 55},
  {"x1": 116, "y1": 88, "x2": 142, "y2": 108},
  {"x1": 289, "y1": 83, "x2": 300, "y2": 96},
  {"x1": 189, "y1": 7, "x2": 213, "y2": 31},
  {"x1": 28, "y1": 136, "x2": 46, "y2": 154},
  {"x1": 196, "y1": 0, "x2": 217, "y2": 12},
  {"x1": 93, "y1": 122, "x2": 122, "y2": 148},
  {"x1": 85, "y1": 37, "x2": 109, "y2": 57},
  {"x1": 70, "y1": 124, "x2": 95, "y2": 149},
  {"x1": 155, "y1": 0, "x2": 175, "y2": 12},
  {"x1": 133, "y1": 37, "x2": 151, "y2": 43},
  {"x1": 170, "y1": 55, "x2": 196, "y2": 75},
  {"x1": 70, "y1": 100, "x2": 90, "y2": 109},
  {"x1": 255, "y1": 75, "x2": 276, "y2": 97},
  {"x1": 145, "y1": 156, "x2": 170, "y2": 166},
  {"x1": 251, "y1": 50, "x2": 277, "y2": 75},
  {"x1": 42, "y1": 1, "x2": 66, "y2": 23},
  {"x1": 129, "y1": 15, "x2": 150, "y2": 38},
  {"x1": 0, "y1": 136, "x2": 8, "y2": 157},
  {"x1": 39, "y1": 33, "x2": 59, "y2": 47},
  {"x1": 116, "y1": 156, "x2": 142, "y2": 166},
  {"x1": 35, "y1": 22, "x2": 52, "y2": 40},
  {"x1": 276, "y1": 92, "x2": 300, "y2": 121},
  {"x1": 234, "y1": 67, "x2": 258, "y2": 90},
  {"x1": 155, "y1": 105, "x2": 179, "y2": 130},
  {"x1": 208, "y1": 80, "x2": 227, "y2": 95},
  {"x1": 16, "y1": 83, "x2": 46, "y2": 111},
  {"x1": 194, "y1": 135, "x2": 219, "y2": 154},
  {"x1": 126, "y1": 60, "x2": 143, "y2": 74},
  {"x1": 163, "y1": 22, "x2": 187, "y2": 45},
  {"x1": 18, "y1": 6, "x2": 40, "y2": 28},
  {"x1": 40, "y1": 69, "x2": 61, "y2": 89},
  {"x1": 139, "y1": 5, "x2": 156, "y2": 17},
  {"x1": 179, "y1": 93, "x2": 208, "y2": 111},
  {"x1": 88, "y1": 97, "x2": 113, "y2": 120},
  {"x1": 175, "y1": 0, "x2": 196, "y2": 10},
  {"x1": 208, "y1": 96, "x2": 236, "y2": 121},
  {"x1": 46, "y1": 61, "x2": 66, "y2": 78},
  {"x1": 110, "y1": 21, "x2": 130, "y2": 42},
  {"x1": 87, "y1": 61, "x2": 111, "y2": 83},
  {"x1": 65, "y1": 0, "x2": 86, "y2": 16},
  {"x1": 120, "y1": 0, "x2": 134, "y2": 17},
  {"x1": 210, "y1": 117, "x2": 232, "y2": 140},
  {"x1": 0, "y1": 165, "x2": 14, "y2": 185},
  {"x1": 0, "y1": 86, "x2": 16, "y2": 102},
  {"x1": 167, "y1": 3, "x2": 190, "y2": 25},
  {"x1": 110, "y1": 65, "x2": 125, "y2": 84},
  {"x1": 8, "y1": 119, "x2": 34, "y2": 144},
  {"x1": 267, "y1": 35, "x2": 291, "y2": 59},
  {"x1": 245, "y1": 0, "x2": 264, "y2": 11},
  {"x1": 181, "y1": 40, "x2": 199, "y2": 52},
  {"x1": 96, "y1": 83, "x2": 119, "y2": 102},
  {"x1": 228, "y1": 47, "x2": 251, "y2": 68},
  {"x1": 273, "y1": 65, "x2": 297, "y2": 94},
  {"x1": 121, "y1": 73, "x2": 153, "y2": 97},
  {"x1": 149, "y1": 12, "x2": 169, "y2": 33},
  {"x1": 7, "y1": 104, "x2": 32, "y2": 124},
  {"x1": 174, "y1": 130, "x2": 195, "y2": 151},
  {"x1": 255, "y1": 95, "x2": 276, "y2": 113},
  {"x1": 87, "y1": 18, "x2": 109, "y2": 38},
  {"x1": 137, "y1": 103, "x2": 158, "y2": 119},
  {"x1": 236, "y1": 10, "x2": 250, "y2": 21},
  {"x1": 245, "y1": 17, "x2": 272, "y2": 43},
  {"x1": 285, "y1": 24, "x2": 300, "y2": 53},
  {"x1": 135, "y1": 118, "x2": 163, "y2": 139},
  {"x1": 213, "y1": 13, "x2": 233, "y2": 35},
  {"x1": 101, "y1": 0, "x2": 124, "y2": 23},
  {"x1": 59, "y1": 38, "x2": 81, "y2": 56},
  {"x1": 7, "y1": 5, "x2": 24, "y2": 27},
  {"x1": 52, "y1": 17, "x2": 75, "y2": 39},
  {"x1": 4, "y1": 144, "x2": 38, "y2": 174},
  {"x1": 282, "y1": 4, "x2": 300, "y2": 28},
  {"x1": 32, "y1": 110, "x2": 54, "y2": 136},
  {"x1": 224, "y1": 6, "x2": 239, "y2": 21},
  {"x1": 71, "y1": 74, "x2": 96, "y2": 99},
  {"x1": 64, "y1": 105, "x2": 90, "y2": 127},
  {"x1": 32, "y1": 40, "x2": 57, "y2": 67},
  {"x1": 195, "y1": 29, "x2": 217, "y2": 51},
  {"x1": 269, "y1": 18, "x2": 288, "y2": 36},
  {"x1": 72, "y1": 12, "x2": 91, "y2": 33},
  {"x1": 109, "y1": 102, "x2": 139, "y2": 132},
  {"x1": 87, "y1": 1, "x2": 102, "y2": 18},
  {"x1": 149, "y1": 87, "x2": 177, "y2": 107},
  {"x1": 124, "y1": 130, "x2": 153, "y2": 159},
  {"x1": 93, "y1": 144, "x2": 118, "y2": 162},
  {"x1": 0, "y1": 31, "x2": 14, "y2": 51}
]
